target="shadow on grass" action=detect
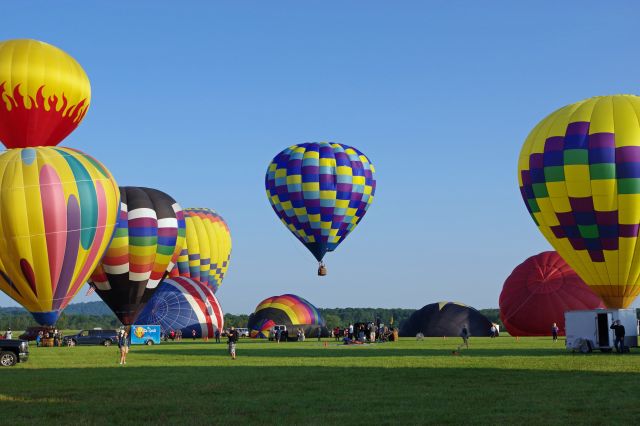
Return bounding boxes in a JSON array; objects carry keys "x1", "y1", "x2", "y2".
[
  {"x1": 1, "y1": 365, "x2": 639, "y2": 425},
  {"x1": 140, "y1": 345, "x2": 599, "y2": 358}
]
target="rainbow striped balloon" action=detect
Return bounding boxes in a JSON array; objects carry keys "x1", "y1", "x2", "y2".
[
  {"x1": 248, "y1": 294, "x2": 325, "y2": 329},
  {"x1": 265, "y1": 142, "x2": 376, "y2": 264},
  {"x1": 170, "y1": 208, "x2": 231, "y2": 293},
  {"x1": 250, "y1": 318, "x2": 276, "y2": 339},
  {"x1": 0, "y1": 147, "x2": 119, "y2": 325},
  {"x1": 135, "y1": 276, "x2": 224, "y2": 339},
  {"x1": 90, "y1": 187, "x2": 186, "y2": 325}
]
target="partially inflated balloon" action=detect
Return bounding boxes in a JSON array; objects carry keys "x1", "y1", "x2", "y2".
[
  {"x1": 0, "y1": 147, "x2": 119, "y2": 325},
  {"x1": 247, "y1": 294, "x2": 326, "y2": 338},
  {"x1": 519, "y1": 95, "x2": 640, "y2": 308},
  {"x1": 0, "y1": 39, "x2": 91, "y2": 148},
  {"x1": 499, "y1": 252, "x2": 605, "y2": 336},
  {"x1": 265, "y1": 142, "x2": 376, "y2": 265},
  {"x1": 170, "y1": 208, "x2": 231, "y2": 293},
  {"x1": 89, "y1": 187, "x2": 185, "y2": 325},
  {"x1": 135, "y1": 277, "x2": 224, "y2": 339}
]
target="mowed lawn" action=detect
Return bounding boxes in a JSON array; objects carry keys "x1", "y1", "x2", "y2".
[{"x1": 2, "y1": 336, "x2": 640, "y2": 425}]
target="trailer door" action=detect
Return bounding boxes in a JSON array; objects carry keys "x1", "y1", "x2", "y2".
[{"x1": 596, "y1": 313, "x2": 612, "y2": 348}]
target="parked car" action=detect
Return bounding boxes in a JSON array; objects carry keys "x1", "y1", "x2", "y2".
[
  {"x1": 63, "y1": 329, "x2": 118, "y2": 346},
  {"x1": 0, "y1": 339, "x2": 29, "y2": 366},
  {"x1": 19, "y1": 326, "x2": 55, "y2": 341},
  {"x1": 236, "y1": 328, "x2": 249, "y2": 338}
]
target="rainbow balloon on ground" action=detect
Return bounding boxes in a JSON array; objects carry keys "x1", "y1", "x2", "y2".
[
  {"x1": 265, "y1": 142, "x2": 376, "y2": 264},
  {"x1": 135, "y1": 277, "x2": 224, "y2": 339},
  {"x1": 89, "y1": 187, "x2": 186, "y2": 325},
  {"x1": 247, "y1": 294, "x2": 325, "y2": 338},
  {"x1": 519, "y1": 95, "x2": 640, "y2": 308},
  {"x1": 250, "y1": 318, "x2": 276, "y2": 339},
  {"x1": 170, "y1": 208, "x2": 231, "y2": 293},
  {"x1": 0, "y1": 147, "x2": 119, "y2": 325},
  {"x1": 0, "y1": 39, "x2": 91, "y2": 149}
]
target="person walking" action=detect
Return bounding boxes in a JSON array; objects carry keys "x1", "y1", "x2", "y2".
[
  {"x1": 118, "y1": 328, "x2": 129, "y2": 365},
  {"x1": 228, "y1": 326, "x2": 239, "y2": 360},
  {"x1": 610, "y1": 320, "x2": 626, "y2": 354},
  {"x1": 551, "y1": 323, "x2": 559, "y2": 342}
]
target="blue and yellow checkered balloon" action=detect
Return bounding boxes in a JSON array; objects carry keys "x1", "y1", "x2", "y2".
[{"x1": 265, "y1": 142, "x2": 376, "y2": 263}]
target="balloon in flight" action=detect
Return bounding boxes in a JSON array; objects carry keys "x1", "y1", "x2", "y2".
[{"x1": 0, "y1": 39, "x2": 91, "y2": 149}]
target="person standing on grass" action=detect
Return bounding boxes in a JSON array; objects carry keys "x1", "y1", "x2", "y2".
[
  {"x1": 215, "y1": 328, "x2": 221, "y2": 343},
  {"x1": 228, "y1": 326, "x2": 239, "y2": 360},
  {"x1": 551, "y1": 323, "x2": 559, "y2": 342},
  {"x1": 610, "y1": 320, "x2": 626, "y2": 354},
  {"x1": 118, "y1": 329, "x2": 129, "y2": 365},
  {"x1": 192, "y1": 329, "x2": 196, "y2": 340},
  {"x1": 460, "y1": 325, "x2": 469, "y2": 349},
  {"x1": 348, "y1": 323, "x2": 354, "y2": 340},
  {"x1": 317, "y1": 326, "x2": 322, "y2": 342}
]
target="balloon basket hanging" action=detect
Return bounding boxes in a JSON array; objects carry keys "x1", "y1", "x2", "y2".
[{"x1": 317, "y1": 263, "x2": 327, "y2": 276}]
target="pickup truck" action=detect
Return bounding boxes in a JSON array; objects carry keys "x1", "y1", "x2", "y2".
[{"x1": 0, "y1": 339, "x2": 29, "y2": 366}]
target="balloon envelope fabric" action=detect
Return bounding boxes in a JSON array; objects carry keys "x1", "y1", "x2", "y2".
[
  {"x1": 0, "y1": 39, "x2": 91, "y2": 149},
  {"x1": 250, "y1": 318, "x2": 276, "y2": 339},
  {"x1": 518, "y1": 95, "x2": 640, "y2": 308},
  {"x1": 500, "y1": 251, "x2": 605, "y2": 336},
  {"x1": 247, "y1": 294, "x2": 327, "y2": 338},
  {"x1": 265, "y1": 142, "x2": 376, "y2": 262},
  {"x1": 89, "y1": 187, "x2": 186, "y2": 325},
  {"x1": 135, "y1": 277, "x2": 224, "y2": 339},
  {"x1": 0, "y1": 147, "x2": 119, "y2": 325},
  {"x1": 399, "y1": 302, "x2": 492, "y2": 337},
  {"x1": 170, "y1": 208, "x2": 231, "y2": 293}
]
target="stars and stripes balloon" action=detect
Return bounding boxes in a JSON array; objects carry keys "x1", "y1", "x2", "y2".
[
  {"x1": 0, "y1": 39, "x2": 91, "y2": 149},
  {"x1": 0, "y1": 147, "x2": 119, "y2": 325},
  {"x1": 519, "y1": 94, "x2": 640, "y2": 308},
  {"x1": 89, "y1": 187, "x2": 186, "y2": 325},
  {"x1": 265, "y1": 142, "x2": 376, "y2": 272},
  {"x1": 169, "y1": 208, "x2": 231, "y2": 293},
  {"x1": 135, "y1": 277, "x2": 224, "y2": 339}
]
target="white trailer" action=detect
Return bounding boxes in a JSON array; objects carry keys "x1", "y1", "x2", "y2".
[{"x1": 565, "y1": 309, "x2": 639, "y2": 353}]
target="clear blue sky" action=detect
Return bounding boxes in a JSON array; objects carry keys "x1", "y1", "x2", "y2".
[{"x1": 1, "y1": 1, "x2": 640, "y2": 313}]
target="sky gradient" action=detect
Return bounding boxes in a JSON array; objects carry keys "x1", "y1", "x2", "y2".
[{"x1": 1, "y1": 1, "x2": 640, "y2": 313}]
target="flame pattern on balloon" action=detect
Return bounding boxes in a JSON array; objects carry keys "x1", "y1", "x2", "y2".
[
  {"x1": 0, "y1": 147, "x2": 119, "y2": 325},
  {"x1": 170, "y1": 208, "x2": 231, "y2": 293},
  {"x1": 265, "y1": 142, "x2": 376, "y2": 262},
  {"x1": 0, "y1": 39, "x2": 91, "y2": 148},
  {"x1": 519, "y1": 95, "x2": 640, "y2": 308},
  {"x1": 89, "y1": 187, "x2": 186, "y2": 325}
]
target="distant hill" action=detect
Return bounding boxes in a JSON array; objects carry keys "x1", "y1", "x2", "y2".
[{"x1": 0, "y1": 301, "x2": 113, "y2": 316}]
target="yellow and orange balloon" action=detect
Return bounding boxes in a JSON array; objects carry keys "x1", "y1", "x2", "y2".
[
  {"x1": 519, "y1": 94, "x2": 640, "y2": 308},
  {"x1": 0, "y1": 39, "x2": 91, "y2": 149}
]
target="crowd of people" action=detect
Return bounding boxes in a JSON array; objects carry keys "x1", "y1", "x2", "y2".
[{"x1": 333, "y1": 321, "x2": 397, "y2": 344}]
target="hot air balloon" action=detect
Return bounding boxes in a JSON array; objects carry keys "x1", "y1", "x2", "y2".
[
  {"x1": 0, "y1": 39, "x2": 91, "y2": 149},
  {"x1": 500, "y1": 252, "x2": 605, "y2": 336},
  {"x1": 247, "y1": 294, "x2": 327, "y2": 339},
  {"x1": 250, "y1": 318, "x2": 276, "y2": 339},
  {"x1": 89, "y1": 187, "x2": 186, "y2": 325},
  {"x1": 0, "y1": 147, "x2": 119, "y2": 325},
  {"x1": 518, "y1": 94, "x2": 640, "y2": 308},
  {"x1": 170, "y1": 208, "x2": 231, "y2": 293},
  {"x1": 399, "y1": 302, "x2": 493, "y2": 337},
  {"x1": 135, "y1": 277, "x2": 224, "y2": 339},
  {"x1": 265, "y1": 142, "x2": 376, "y2": 274}
]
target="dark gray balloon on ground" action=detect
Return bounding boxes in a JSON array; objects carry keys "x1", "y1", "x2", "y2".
[{"x1": 399, "y1": 302, "x2": 493, "y2": 337}]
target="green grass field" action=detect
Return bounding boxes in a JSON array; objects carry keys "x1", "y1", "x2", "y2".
[{"x1": 2, "y1": 336, "x2": 639, "y2": 425}]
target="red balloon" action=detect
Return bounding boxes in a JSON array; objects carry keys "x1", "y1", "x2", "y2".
[{"x1": 499, "y1": 251, "x2": 605, "y2": 336}]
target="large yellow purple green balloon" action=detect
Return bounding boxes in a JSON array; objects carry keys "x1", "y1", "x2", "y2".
[
  {"x1": 0, "y1": 39, "x2": 91, "y2": 149},
  {"x1": 170, "y1": 208, "x2": 231, "y2": 294},
  {"x1": 0, "y1": 147, "x2": 119, "y2": 324},
  {"x1": 265, "y1": 142, "x2": 376, "y2": 265},
  {"x1": 518, "y1": 94, "x2": 640, "y2": 308}
]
